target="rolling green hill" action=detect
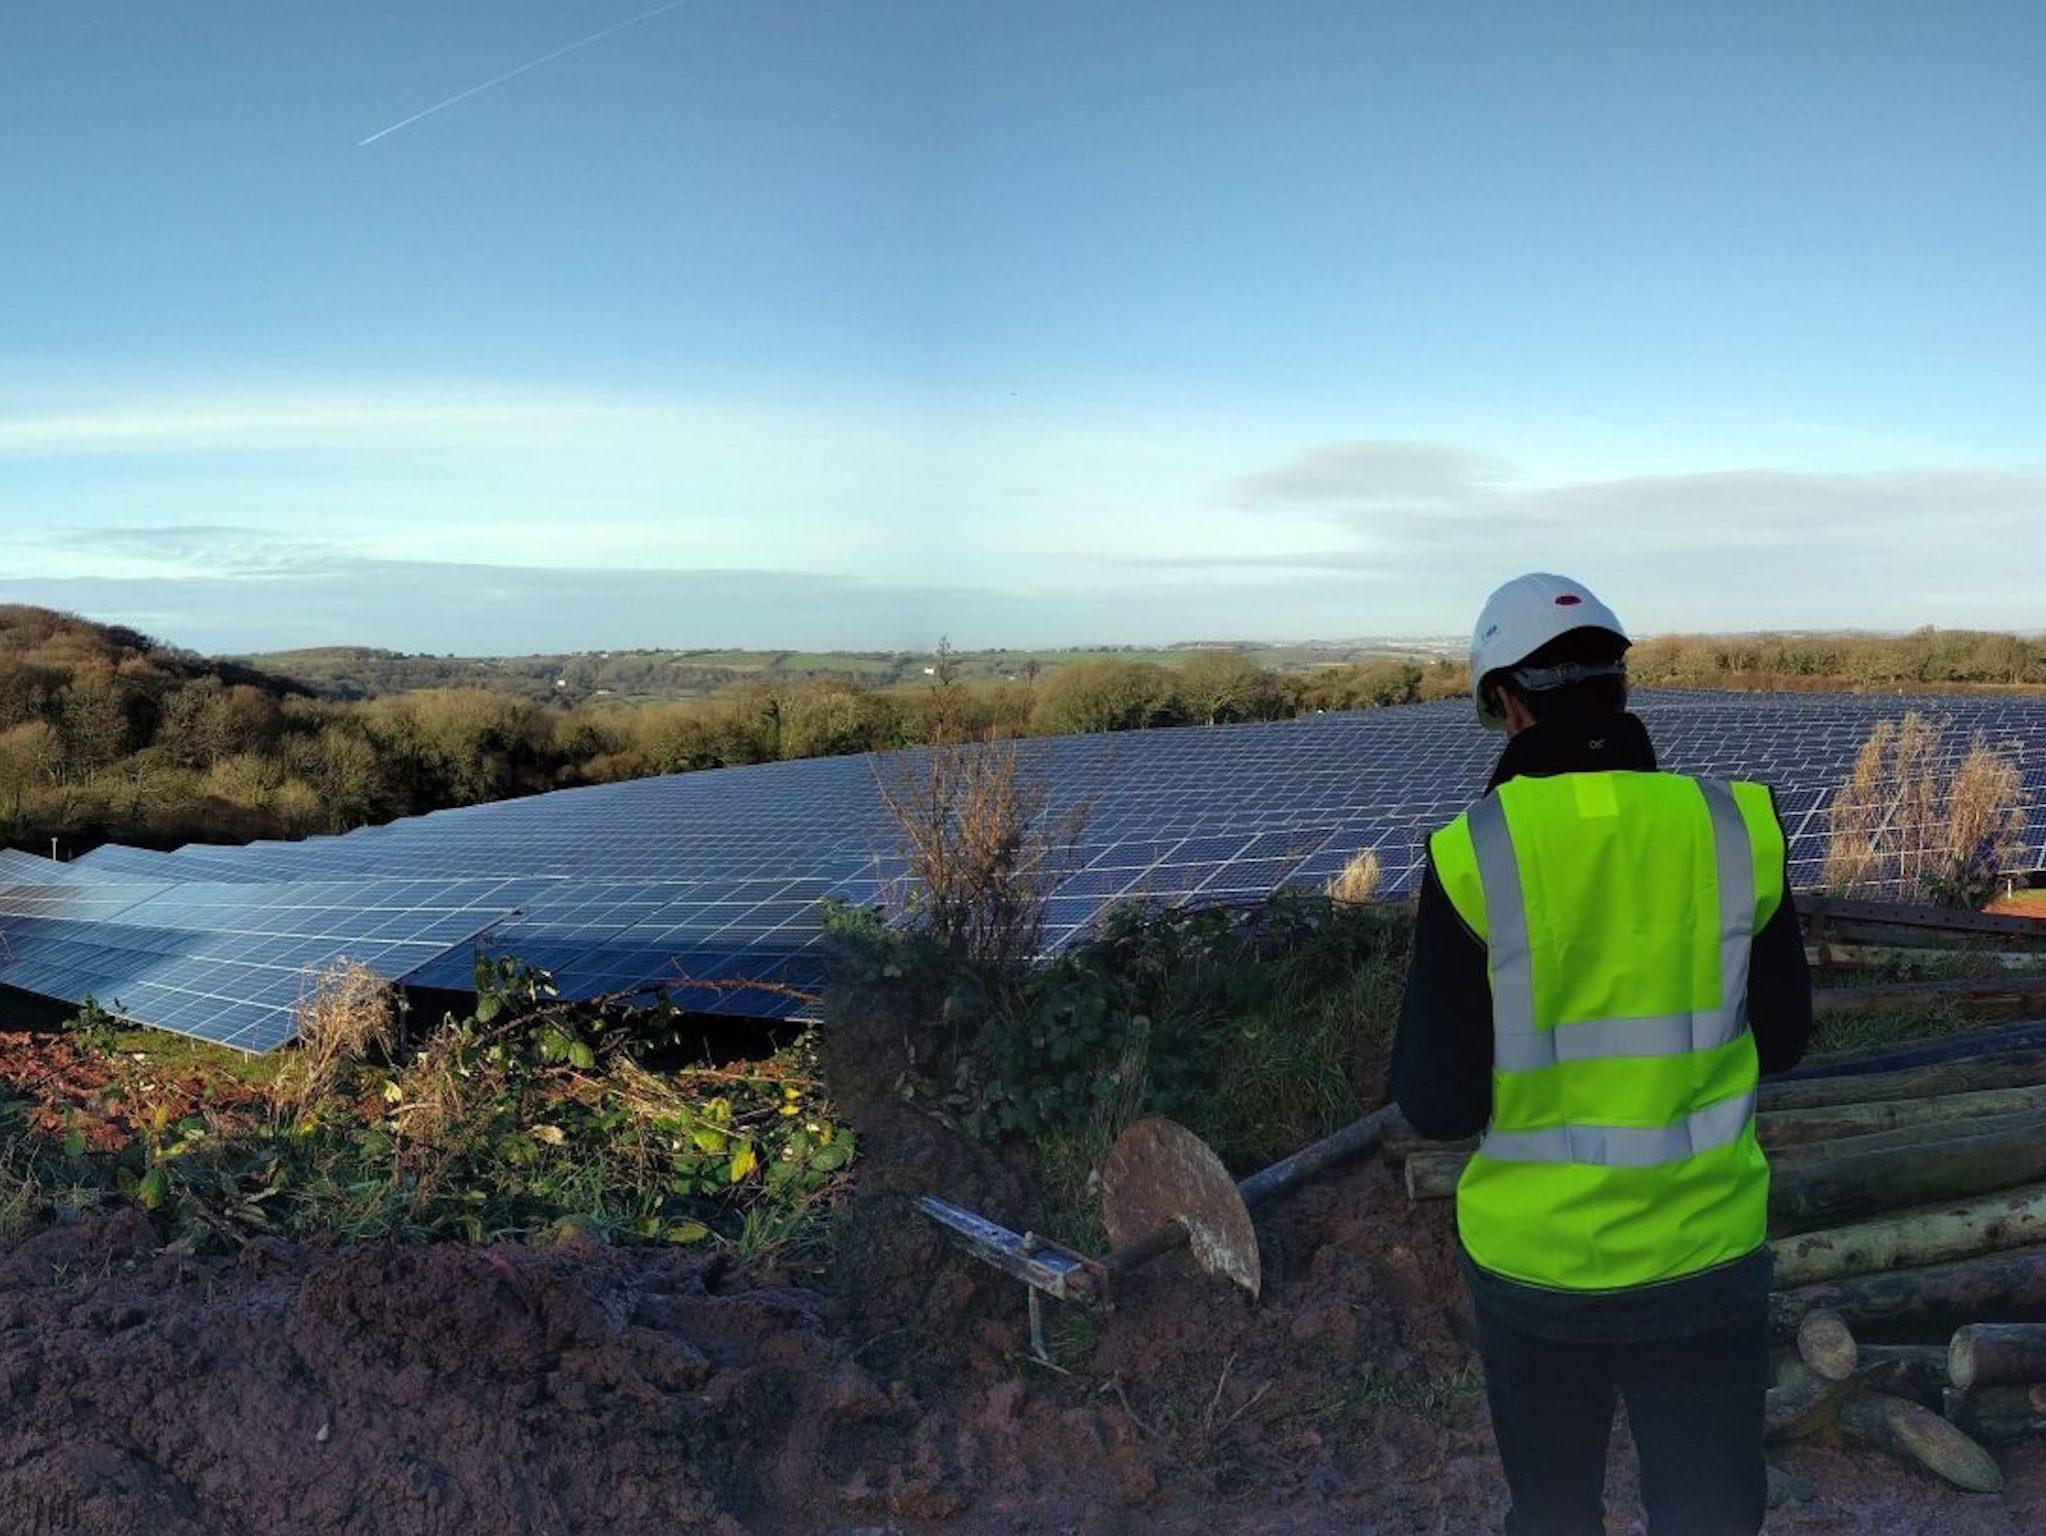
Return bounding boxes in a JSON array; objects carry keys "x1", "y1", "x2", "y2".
[{"x1": 241, "y1": 640, "x2": 1445, "y2": 704}]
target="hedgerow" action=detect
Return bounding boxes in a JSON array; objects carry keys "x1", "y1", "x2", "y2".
[
  {"x1": 827, "y1": 891, "x2": 1412, "y2": 1175},
  {"x1": 0, "y1": 958, "x2": 853, "y2": 1266}
]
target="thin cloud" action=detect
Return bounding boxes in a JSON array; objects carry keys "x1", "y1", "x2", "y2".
[
  {"x1": 0, "y1": 560, "x2": 960, "y2": 654},
  {"x1": 1221, "y1": 440, "x2": 2046, "y2": 549},
  {"x1": 0, "y1": 386, "x2": 656, "y2": 458},
  {"x1": 1230, "y1": 440, "x2": 1513, "y2": 511},
  {"x1": 1170, "y1": 442, "x2": 2046, "y2": 632},
  {"x1": 0, "y1": 556, "x2": 1397, "y2": 654},
  {"x1": 11, "y1": 405, "x2": 2046, "y2": 644},
  {"x1": 55, "y1": 526, "x2": 353, "y2": 578}
]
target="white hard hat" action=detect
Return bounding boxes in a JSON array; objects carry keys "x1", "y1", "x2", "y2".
[{"x1": 1470, "y1": 573, "x2": 1628, "y2": 731}]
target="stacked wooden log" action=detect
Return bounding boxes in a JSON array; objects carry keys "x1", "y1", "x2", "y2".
[{"x1": 1394, "y1": 894, "x2": 2046, "y2": 1497}]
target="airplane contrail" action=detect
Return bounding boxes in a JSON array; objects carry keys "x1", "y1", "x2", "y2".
[{"x1": 358, "y1": 0, "x2": 691, "y2": 147}]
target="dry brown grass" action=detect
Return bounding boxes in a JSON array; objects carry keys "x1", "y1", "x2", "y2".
[
  {"x1": 385, "y1": 1010, "x2": 479, "y2": 1162},
  {"x1": 1945, "y1": 738, "x2": 2029, "y2": 895},
  {"x1": 0, "y1": 1151, "x2": 42, "y2": 1242},
  {"x1": 874, "y1": 736, "x2": 1089, "y2": 971},
  {"x1": 1327, "y1": 848, "x2": 1383, "y2": 906},
  {"x1": 1824, "y1": 713, "x2": 2029, "y2": 904},
  {"x1": 279, "y1": 962, "x2": 398, "y2": 1112}
]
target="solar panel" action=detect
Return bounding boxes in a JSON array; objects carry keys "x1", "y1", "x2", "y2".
[
  {"x1": 5, "y1": 688, "x2": 2042, "y2": 1050},
  {"x1": 0, "y1": 877, "x2": 522, "y2": 1051},
  {"x1": 0, "y1": 848, "x2": 69, "y2": 883}
]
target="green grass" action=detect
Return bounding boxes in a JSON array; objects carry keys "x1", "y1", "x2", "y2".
[
  {"x1": 1301, "y1": 1365, "x2": 1484, "y2": 1426},
  {"x1": 1807, "y1": 944, "x2": 2046, "y2": 1055},
  {"x1": 105, "y1": 1028, "x2": 287, "y2": 1088},
  {"x1": 1807, "y1": 1003, "x2": 1977, "y2": 1057}
]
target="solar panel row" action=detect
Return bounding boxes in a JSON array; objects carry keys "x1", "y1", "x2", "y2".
[
  {"x1": 0, "y1": 878, "x2": 523, "y2": 1051},
  {"x1": 2, "y1": 689, "x2": 2040, "y2": 1051}
]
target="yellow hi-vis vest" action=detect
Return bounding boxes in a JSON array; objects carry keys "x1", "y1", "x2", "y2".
[{"x1": 1429, "y1": 770, "x2": 1786, "y2": 1292}]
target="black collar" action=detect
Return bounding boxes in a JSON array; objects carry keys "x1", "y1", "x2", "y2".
[{"x1": 1486, "y1": 711, "x2": 1658, "y2": 793}]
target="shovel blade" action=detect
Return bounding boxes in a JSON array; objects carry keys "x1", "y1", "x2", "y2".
[{"x1": 1101, "y1": 1116, "x2": 1261, "y2": 1297}]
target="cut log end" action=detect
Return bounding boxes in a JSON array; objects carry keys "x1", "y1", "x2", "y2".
[
  {"x1": 1948, "y1": 1322, "x2": 2046, "y2": 1392},
  {"x1": 1798, "y1": 1310, "x2": 1858, "y2": 1381},
  {"x1": 1838, "y1": 1390, "x2": 2005, "y2": 1494},
  {"x1": 1401, "y1": 1149, "x2": 1465, "y2": 1201},
  {"x1": 1952, "y1": 1330, "x2": 1977, "y2": 1391}
]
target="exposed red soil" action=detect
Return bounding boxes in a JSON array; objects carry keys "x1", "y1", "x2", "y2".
[
  {"x1": 0, "y1": 1031, "x2": 271, "y2": 1150},
  {"x1": 7, "y1": 998, "x2": 2046, "y2": 1532},
  {"x1": 3, "y1": 1158, "x2": 2044, "y2": 1534}
]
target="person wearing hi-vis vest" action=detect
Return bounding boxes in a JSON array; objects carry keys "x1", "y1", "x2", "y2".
[{"x1": 1392, "y1": 574, "x2": 1813, "y2": 1536}]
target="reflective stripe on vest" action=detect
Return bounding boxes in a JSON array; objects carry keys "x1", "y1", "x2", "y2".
[
  {"x1": 1466, "y1": 779, "x2": 1756, "y2": 1092},
  {"x1": 1433, "y1": 770, "x2": 1782, "y2": 1289},
  {"x1": 1477, "y1": 1084, "x2": 1758, "y2": 1167}
]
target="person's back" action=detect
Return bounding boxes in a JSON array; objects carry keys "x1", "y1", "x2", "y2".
[{"x1": 1391, "y1": 574, "x2": 1813, "y2": 1536}]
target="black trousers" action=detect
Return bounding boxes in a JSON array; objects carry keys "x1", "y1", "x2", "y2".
[{"x1": 1471, "y1": 1290, "x2": 1769, "y2": 1536}]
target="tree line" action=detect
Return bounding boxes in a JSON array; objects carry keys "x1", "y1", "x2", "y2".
[
  {"x1": 0, "y1": 608, "x2": 1459, "y2": 855},
  {"x1": 2, "y1": 604, "x2": 2041, "y2": 858},
  {"x1": 1627, "y1": 629, "x2": 2046, "y2": 690}
]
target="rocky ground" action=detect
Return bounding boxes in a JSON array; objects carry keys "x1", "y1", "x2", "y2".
[{"x1": 2, "y1": 1152, "x2": 2042, "y2": 1534}]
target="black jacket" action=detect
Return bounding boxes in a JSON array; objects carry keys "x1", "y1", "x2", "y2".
[{"x1": 1390, "y1": 710, "x2": 1813, "y2": 1339}]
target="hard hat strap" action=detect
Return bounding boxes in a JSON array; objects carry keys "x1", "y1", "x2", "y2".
[{"x1": 1507, "y1": 660, "x2": 1626, "y2": 694}]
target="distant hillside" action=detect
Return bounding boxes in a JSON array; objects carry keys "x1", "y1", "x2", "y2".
[
  {"x1": 6, "y1": 608, "x2": 1461, "y2": 859},
  {"x1": 0, "y1": 605, "x2": 329, "y2": 854},
  {"x1": 7, "y1": 605, "x2": 2042, "y2": 863},
  {"x1": 2, "y1": 606, "x2": 308, "y2": 701},
  {"x1": 243, "y1": 640, "x2": 1438, "y2": 704}
]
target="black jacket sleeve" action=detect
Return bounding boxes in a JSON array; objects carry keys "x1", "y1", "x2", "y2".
[
  {"x1": 1391, "y1": 856, "x2": 1495, "y2": 1140},
  {"x1": 1750, "y1": 883, "x2": 1814, "y2": 1076}
]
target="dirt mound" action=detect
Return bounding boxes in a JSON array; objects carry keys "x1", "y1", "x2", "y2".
[
  {"x1": 2, "y1": 1165, "x2": 2044, "y2": 1533},
  {"x1": 0, "y1": 1211, "x2": 841, "y2": 1534}
]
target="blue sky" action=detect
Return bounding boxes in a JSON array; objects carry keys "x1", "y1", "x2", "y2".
[{"x1": 3, "y1": 1, "x2": 2041, "y2": 653}]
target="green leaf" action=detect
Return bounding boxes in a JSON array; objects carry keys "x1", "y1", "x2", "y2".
[
  {"x1": 726, "y1": 1143, "x2": 758, "y2": 1183},
  {"x1": 666, "y1": 1220, "x2": 711, "y2": 1244},
  {"x1": 137, "y1": 1166, "x2": 169, "y2": 1211}
]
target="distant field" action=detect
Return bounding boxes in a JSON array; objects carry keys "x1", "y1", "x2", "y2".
[{"x1": 241, "y1": 639, "x2": 1454, "y2": 703}]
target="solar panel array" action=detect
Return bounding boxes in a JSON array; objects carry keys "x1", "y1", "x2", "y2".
[{"x1": 1, "y1": 689, "x2": 2040, "y2": 1051}]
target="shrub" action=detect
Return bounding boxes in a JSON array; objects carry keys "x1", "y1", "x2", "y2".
[
  {"x1": 1174, "y1": 650, "x2": 1284, "y2": 725},
  {"x1": 1327, "y1": 849, "x2": 1383, "y2": 905},
  {"x1": 286, "y1": 962, "x2": 400, "y2": 1111},
  {"x1": 0, "y1": 957, "x2": 853, "y2": 1257},
  {"x1": 1823, "y1": 713, "x2": 2029, "y2": 905},
  {"x1": 872, "y1": 736, "x2": 1078, "y2": 974},
  {"x1": 829, "y1": 893, "x2": 1412, "y2": 1172},
  {"x1": 1030, "y1": 659, "x2": 1184, "y2": 735}
]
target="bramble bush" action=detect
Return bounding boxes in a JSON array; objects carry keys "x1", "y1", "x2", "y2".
[
  {"x1": 3, "y1": 956, "x2": 853, "y2": 1264},
  {"x1": 827, "y1": 890, "x2": 1412, "y2": 1174}
]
